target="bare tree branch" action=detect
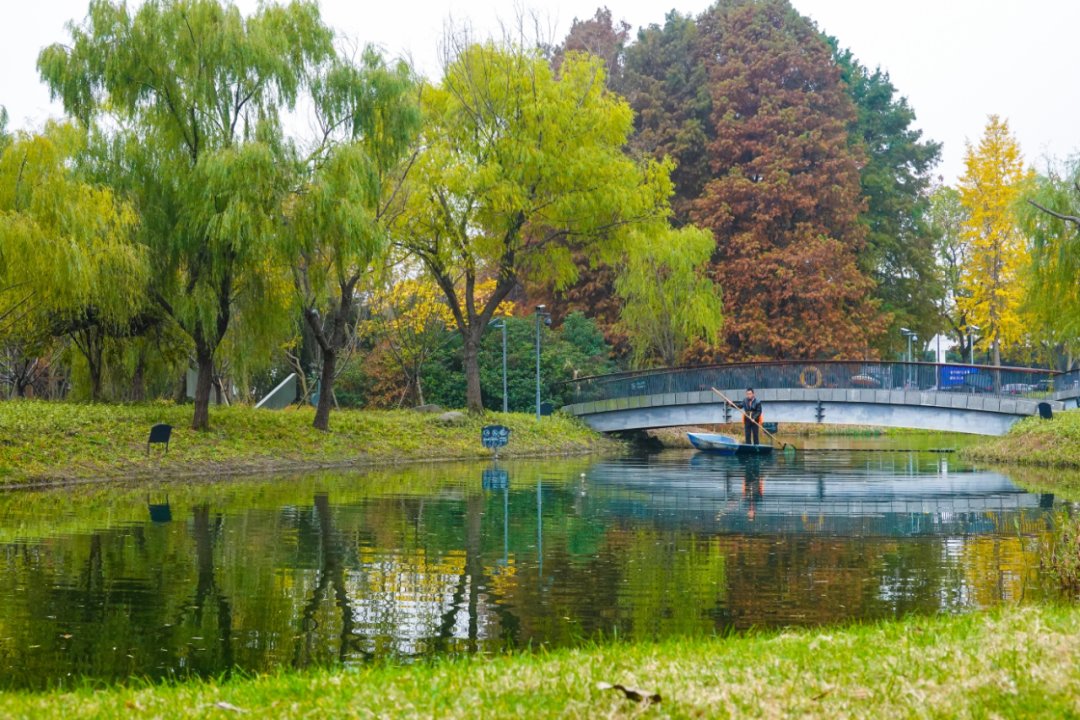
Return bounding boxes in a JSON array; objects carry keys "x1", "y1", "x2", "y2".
[{"x1": 1028, "y1": 199, "x2": 1080, "y2": 229}]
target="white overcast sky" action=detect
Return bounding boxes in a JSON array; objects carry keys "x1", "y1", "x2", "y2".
[{"x1": 2, "y1": 0, "x2": 1077, "y2": 183}]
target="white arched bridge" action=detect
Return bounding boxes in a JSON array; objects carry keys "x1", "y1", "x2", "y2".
[{"x1": 560, "y1": 361, "x2": 1080, "y2": 436}]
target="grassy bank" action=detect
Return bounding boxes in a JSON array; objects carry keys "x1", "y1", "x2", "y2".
[
  {"x1": 0, "y1": 401, "x2": 616, "y2": 486},
  {"x1": 962, "y1": 409, "x2": 1080, "y2": 469},
  {"x1": 1, "y1": 605, "x2": 1078, "y2": 719}
]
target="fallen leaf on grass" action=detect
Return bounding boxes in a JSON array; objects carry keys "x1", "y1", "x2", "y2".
[
  {"x1": 596, "y1": 681, "x2": 661, "y2": 704},
  {"x1": 213, "y1": 701, "x2": 248, "y2": 713}
]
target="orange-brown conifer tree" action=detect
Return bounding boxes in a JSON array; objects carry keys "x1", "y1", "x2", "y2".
[{"x1": 690, "y1": 0, "x2": 884, "y2": 361}]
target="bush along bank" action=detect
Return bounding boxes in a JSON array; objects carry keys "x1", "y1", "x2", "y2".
[{"x1": 961, "y1": 409, "x2": 1080, "y2": 469}]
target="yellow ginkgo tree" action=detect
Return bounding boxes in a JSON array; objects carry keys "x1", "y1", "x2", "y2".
[
  {"x1": 366, "y1": 272, "x2": 513, "y2": 407},
  {"x1": 956, "y1": 116, "x2": 1032, "y2": 366}
]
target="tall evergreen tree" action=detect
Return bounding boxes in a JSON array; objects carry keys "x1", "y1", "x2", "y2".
[
  {"x1": 622, "y1": 11, "x2": 712, "y2": 225},
  {"x1": 831, "y1": 44, "x2": 943, "y2": 352}
]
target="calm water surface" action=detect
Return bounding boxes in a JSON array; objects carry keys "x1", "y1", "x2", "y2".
[{"x1": 0, "y1": 444, "x2": 1064, "y2": 689}]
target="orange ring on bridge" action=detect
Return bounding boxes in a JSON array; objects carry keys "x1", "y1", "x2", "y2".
[{"x1": 799, "y1": 366, "x2": 822, "y2": 389}]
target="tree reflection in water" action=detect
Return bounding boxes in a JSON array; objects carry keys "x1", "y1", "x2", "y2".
[{"x1": 0, "y1": 452, "x2": 1062, "y2": 689}]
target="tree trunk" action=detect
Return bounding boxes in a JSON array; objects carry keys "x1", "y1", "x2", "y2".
[
  {"x1": 192, "y1": 343, "x2": 214, "y2": 431},
  {"x1": 88, "y1": 362, "x2": 102, "y2": 402},
  {"x1": 463, "y1": 330, "x2": 483, "y2": 414},
  {"x1": 174, "y1": 371, "x2": 187, "y2": 403},
  {"x1": 313, "y1": 347, "x2": 336, "y2": 431},
  {"x1": 130, "y1": 348, "x2": 146, "y2": 402},
  {"x1": 76, "y1": 329, "x2": 104, "y2": 402},
  {"x1": 992, "y1": 339, "x2": 1001, "y2": 367}
]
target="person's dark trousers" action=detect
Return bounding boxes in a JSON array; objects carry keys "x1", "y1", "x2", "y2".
[{"x1": 744, "y1": 419, "x2": 759, "y2": 445}]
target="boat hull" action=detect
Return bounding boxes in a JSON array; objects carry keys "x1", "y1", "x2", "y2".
[{"x1": 687, "y1": 433, "x2": 774, "y2": 455}]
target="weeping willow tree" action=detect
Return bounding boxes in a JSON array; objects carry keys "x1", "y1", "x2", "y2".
[
  {"x1": 38, "y1": 0, "x2": 334, "y2": 428},
  {"x1": 0, "y1": 122, "x2": 146, "y2": 399},
  {"x1": 1020, "y1": 158, "x2": 1080, "y2": 371},
  {"x1": 286, "y1": 48, "x2": 421, "y2": 431},
  {"x1": 615, "y1": 226, "x2": 723, "y2": 368}
]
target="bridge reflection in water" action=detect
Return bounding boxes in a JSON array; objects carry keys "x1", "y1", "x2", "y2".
[{"x1": 583, "y1": 453, "x2": 1053, "y2": 537}]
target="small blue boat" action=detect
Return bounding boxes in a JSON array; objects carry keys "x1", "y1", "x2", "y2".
[{"x1": 687, "y1": 432, "x2": 773, "y2": 455}]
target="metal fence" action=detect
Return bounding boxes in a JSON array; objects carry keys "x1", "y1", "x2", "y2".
[
  {"x1": 1055, "y1": 368, "x2": 1080, "y2": 407},
  {"x1": 559, "y1": 361, "x2": 1064, "y2": 405}
]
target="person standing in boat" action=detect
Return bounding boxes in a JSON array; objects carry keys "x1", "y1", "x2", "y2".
[{"x1": 739, "y1": 388, "x2": 763, "y2": 445}]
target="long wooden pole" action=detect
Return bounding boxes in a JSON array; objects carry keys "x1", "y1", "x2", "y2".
[{"x1": 710, "y1": 387, "x2": 797, "y2": 452}]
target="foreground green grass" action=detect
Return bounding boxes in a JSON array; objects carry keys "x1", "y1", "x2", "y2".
[
  {"x1": 0, "y1": 401, "x2": 615, "y2": 486},
  {"x1": 962, "y1": 408, "x2": 1080, "y2": 469},
  {"x1": 1, "y1": 605, "x2": 1078, "y2": 719}
]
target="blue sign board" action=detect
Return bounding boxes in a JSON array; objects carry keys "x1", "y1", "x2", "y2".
[
  {"x1": 940, "y1": 365, "x2": 977, "y2": 388},
  {"x1": 481, "y1": 425, "x2": 511, "y2": 449},
  {"x1": 482, "y1": 468, "x2": 509, "y2": 490}
]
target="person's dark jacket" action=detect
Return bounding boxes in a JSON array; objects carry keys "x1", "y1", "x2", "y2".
[{"x1": 740, "y1": 397, "x2": 763, "y2": 422}]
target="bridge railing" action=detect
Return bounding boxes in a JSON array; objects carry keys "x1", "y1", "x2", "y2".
[
  {"x1": 560, "y1": 361, "x2": 1063, "y2": 405},
  {"x1": 1054, "y1": 368, "x2": 1080, "y2": 405}
]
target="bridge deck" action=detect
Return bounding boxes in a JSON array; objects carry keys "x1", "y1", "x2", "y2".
[{"x1": 561, "y1": 362, "x2": 1080, "y2": 436}]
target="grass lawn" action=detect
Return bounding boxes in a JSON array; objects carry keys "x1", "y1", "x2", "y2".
[
  {"x1": 0, "y1": 401, "x2": 616, "y2": 486},
  {"x1": 0, "y1": 604, "x2": 1077, "y2": 719},
  {"x1": 962, "y1": 409, "x2": 1080, "y2": 469}
]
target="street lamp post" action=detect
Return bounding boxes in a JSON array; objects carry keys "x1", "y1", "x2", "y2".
[
  {"x1": 936, "y1": 334, "x2": 942, "y2": 390},
  {"x1": 901, "y1": 327, "x2": 917, "y2": 387},
  {"x1": 967, "y1": 324, "x2": 981, "y2": 395},
  {"x1": 535, "y1": 305, "x2": 551, "y2": 421},
  {"x1": 489, "y1": 318, "x2": 508, "y2": 413}
]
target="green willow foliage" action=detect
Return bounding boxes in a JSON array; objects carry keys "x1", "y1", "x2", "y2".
[
  {"x1": 397, "y1": 42, "x2": 674, "y2": 412},
  {"x1": 286, "y1": 48, "x2": 421, "y2": 430},
  {"x1": 616, "y1": 226, "x2": 722, "y2": 368},
  {"x1": 1019, "y1": 159, "x2": 1080, "y2": 359},
  {"x1": 0, "y1": 122, "x2": 147, "y2": 398},
  {"x1": 38, "y1": 0, "x2": 334, "y2": 428}
]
